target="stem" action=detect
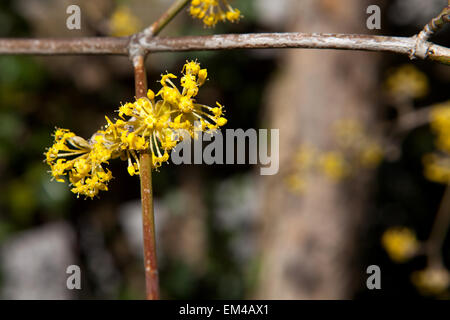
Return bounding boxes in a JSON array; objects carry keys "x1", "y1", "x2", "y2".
[
  {"x1": 417, "y1": 5, "x2": 450, "y2": 42},
  {"x1": 144, "y1": 0, "x2": 191, "y2": 36},
  {"x1": 395, "y1": 106, "x2": 433, "y2": 133},
  {"x1": 133, "y1": 54, "x2": 160, "y2": 300},
  {"x1": 412, "y1": 5, "x2": 449, "y2": 60},
  {"x1": 426, "y1": 185, "x2": 450, "y2": 268},
  {"x1": 0, "y1": 33, "x2": 449, "y2": 65}
]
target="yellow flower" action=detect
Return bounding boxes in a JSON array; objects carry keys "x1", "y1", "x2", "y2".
[
  {"x1": 109, "y1": 5, "x2": 141, "y2": 37},
  {"x1": 334, "y1": 119, "x2": 365, "y2": 149},
  {"x1": 287, "y1": 144, "x2": 318, "y2": 191},
  {"x1": 423, "y1": 154, "x2": 450, "y2": 184},
  {"x1": 381, "y1": 227, "x2": 419, "y2": 263},
  {"x1": 45, "y1": 129, "x2": 114, "y2": 199},
  {"x1": 422, "y1": 102, "x2": 450, "y2": 185},
  {"x1": 430, "y1": 102, "x2": 450, "y2": 153},
  {"x1": 285, "y1": 175, "x2": 306, "y2": 194},
  {"x1": 384, "y1": 64, "x2": 429, "y2": 100},
  {"x1": 319, "y1": 151, "x2": 349, "y2": 181},
  {"x1": 294, "y1": 144, "x2": 317, "y2": 170},
  {"x1": 286, "y1": 119, "x2": 383, "y2": 194},
  {"x1": 190, "y1": 0, "x2": 242, "y2": 27},
  {"x1": 46, "y1": 61, "x2": 227, "y2": 199},
  {"x1": 411, "y1": 268, "x2": 450, "y2": 296},
  {"x1": 359, "y1": 143, "x2": 383, "y2": 168}
]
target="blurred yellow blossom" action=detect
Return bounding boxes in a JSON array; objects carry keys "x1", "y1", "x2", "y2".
[
  {"x1": 423, "y1": 101, "x2": 450, "y2": 184},
  {"x1": 359, "y1": 143, "x2": 384, "y2": 168},
  {"x1": 384, "y1": 64, "x2": 429, "y2": 100},
  {"x1": 423, "y1": 154, "x2": 450, "y2": 184},
  {"x1": 109, "y1": 5, "x2": 141, "y2": 36},
  {"x1": 429, "y1": 102, "x2": 450, "y2": 153},
  {"x1": 411, "y1": 267, "x2": 450, "y2": 296},
  {"x1": 190, "y1": 0, "x2": 242, "y2": 27},
  {"x1": 285, "y1": 119, "x2": 383, "y2": 194},
  {"x1": 382, "y1": 227, "x2": 419, "y2": 263},
  {"x1": 46, "y1": 61, "x2": 227, "y2": 198},
  {"x1": 334, "y1": 119, "x2": 365, "y2": 148},
  {"x1": 334, "y1": 119, "x2": 384, "y2": 169},
  {"x1": 285, "y1": 175, "x2": 306, "y2": 194},
  {"x1": 293, "y1": 144, "x2": 317, "y2": 170},
  {"x1": 319, "y1": 151, "x2": 350, "y2": 181},
  {"x1": 285, "y1": 145, "x2": 317, "y2": 194}
]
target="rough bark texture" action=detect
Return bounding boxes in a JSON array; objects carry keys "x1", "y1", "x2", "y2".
[{"x1": 257, "y1": 0, "x2": 379, "y2": 299}]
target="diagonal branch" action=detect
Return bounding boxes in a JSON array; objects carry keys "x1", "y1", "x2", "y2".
[
  {"x1": 129, "y1": 0, "x2": 190, "y2": 59},
  {"x1": 417, "y1": 5, "x2": 450, "y2": 42},
  {"x1": 396, "y1": 106, "x2": 433, "y2": 133},
  {"x1": 412, "y1": 5, "x2": 450, "y2": 60},
  {"x1": 425, "y1": 185, "x2": 450, "y2": 269},
  {"x1": 143, "y1": 0, "x2": 190, "y2": 37}
]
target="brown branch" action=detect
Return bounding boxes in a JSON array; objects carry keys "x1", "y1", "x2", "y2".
[
  {"x1": 133, "y1": 55, "x2": 160, "y2": 300},
  {"x1": 1, "y1": 33, "x2": 449, "y2": 65},
  {"x1": 417, "y1": 5, "x2": 450, "y2": 42},
  {"x1": 382, "y1": 106, "x2": 432, "y2": 161},
  {"x1": 143, "y1": 0, "x2": 190, "y2": 37},
  {"x1": 412, "y1": 5, "x2": 450, "y2": 60},
  {"x1": 138, "y1": 33, "x2": 450, "y2": 65},
  {"x1": 425, "y1": 185, "x2": 450, "y2": 268},
  {"x1": 0, "y1": 37, "x2": 129, "y2": 55},
  {"x1": 128, "y1": 0, "x2": 190, "y2": 59},
  {"x1": 396, "y1": 106, "x2": 432, "y2": 133}
]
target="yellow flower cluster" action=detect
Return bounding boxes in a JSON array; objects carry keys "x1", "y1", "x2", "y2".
[
  {"x1": 319, "y1": 151, "x2": 350, "y2": 181},
  {"x1": 423, "y1": 154, "x2": 450, "y2": 184},
  {"x1": 285, "y1": 144, "x2": 317, "y2": 193},
  {"x1": 429, "y1": 102, "x2": 450, "y2": 153},
  {"x1": 381, "y1": 227, "x2": 419, "y2": 263},
  {"x1": 286, "y1": 119, "x2": 383, "y2": 194},
  {"x1": 334, "y1": 119, "x2": 384, "y2": 169},
  {"x1": 109, "y1": 5, "x2": 141, "y2": 37},
  {"x1": 411, "y1": 267, "x2": 450, "y2": 296},
  {"x1": 384, "y1": 64, "x2": 429, "y2": 100},
  {"x1": 45, "y1": 61, "x2": 227, "y2": 199},
  {"x1": 190, "y1": 0, "x2": 242, "y2": 27},
  {"x1": 45, "y1": 129, "x2": 114, "y2": 199},
  {"x1": 382, "y1": 228, "x2": 450, "y2": 296},
  {"x1": 423, "y1": 101, "x2": 450, "y2": 184}
]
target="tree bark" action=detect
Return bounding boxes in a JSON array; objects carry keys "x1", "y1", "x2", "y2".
[{"x1": 257, "y1": 0, "x2": 379, "y2": 299}]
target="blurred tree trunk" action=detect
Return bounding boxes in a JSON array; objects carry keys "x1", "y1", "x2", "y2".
[{"x1": 257, "y1": 0, "x2": 379, "y2": 299}]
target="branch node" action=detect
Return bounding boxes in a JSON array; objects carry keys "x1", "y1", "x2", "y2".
[
  {"x1": 410, "y1": 35, "x2": 431, "y2": 60},
  {"x1": 129, "y1": 32, "x2": 149, "y2": 62}
]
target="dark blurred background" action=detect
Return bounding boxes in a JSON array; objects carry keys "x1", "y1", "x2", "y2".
[{"x1": 0, "y1": 0, "x2": 449, "y2": 299}]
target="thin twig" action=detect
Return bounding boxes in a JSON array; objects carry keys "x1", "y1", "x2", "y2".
[
  {"x1": 143, "y1": 0, "x2": 191, "y2": 36},
  {"x1": 133, "y1": 55, "x2": 160, "y2": 300},
  {"x1": 0, "y1": 37, "x2": 129, "y2": 55},
  {"x1": 412, "y1": 5, "x2": 449, "y2": 60},
  {"x1": 0, "y1": 33, "x2": 449, "y2": 65},
  {"x1": 396, "y1": 106, "x2": 433, "y2": 133},
  {"x1": 425, "y1": 185, "x2": 450, "y2": 268},
  {"x1": 129, "y1": 0, "x2": 190, "y2": 58},
  {"x1": 382, "y1": 106, "x2": 433, "y2": 160},
  {"x1": 417, "y1": 5, "x2": 450, "y2": 42}
]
